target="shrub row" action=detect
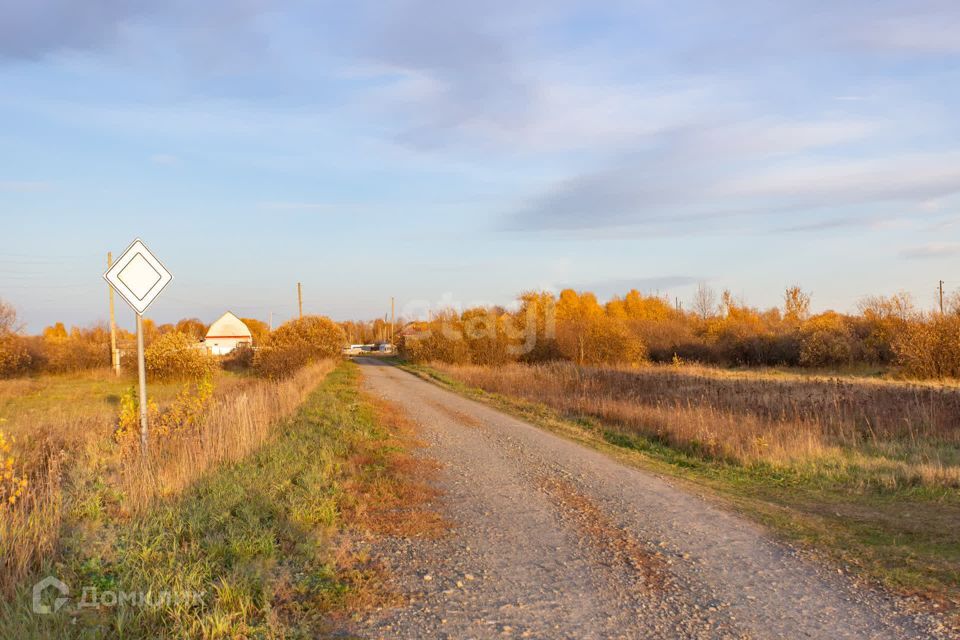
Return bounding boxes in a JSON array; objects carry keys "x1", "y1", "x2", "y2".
[{"x1": 399, "y1": 288, "x2": 960, "y2": 379}]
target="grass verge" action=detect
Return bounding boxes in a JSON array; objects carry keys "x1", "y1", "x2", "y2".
[
  {"x1": 400, "y1": 361, "x2": 960, "y2": 626},
  {"x1": 1, "y1": 361, "x2": 438, "y2": 638}
]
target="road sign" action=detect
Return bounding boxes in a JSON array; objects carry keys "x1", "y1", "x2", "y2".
[
  {"x1": 103, "y1": 239, "x2": 172, "y2": 315},
  {"x1": 103, "y1": 238, "x2": 172, "y2": 457}
]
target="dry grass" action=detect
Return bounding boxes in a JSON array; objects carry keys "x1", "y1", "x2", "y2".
[
  {"x1": 0, "y1": 361, "x2": 444, "y2": 637},
  {"x1": 344, "y1": 395, "x2": 447, "y2": 539},
  {"x1": 412, "y1": 360, "x2": 960, "y2": 613},
  {"x1": 0, "y1": 363, "x2": 334, "y2": 596},
  {"x1": 118, "y1": 362, "x2": 334, "y2": 510},
  {"x1": 432, "y1": 361, "x2": 960, "y2": 488}
]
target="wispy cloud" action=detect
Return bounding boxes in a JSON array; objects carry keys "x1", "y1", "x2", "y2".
[
  {"x1": 0, "y1": 1, "x2": 147, "y2": 59},
  {"x1": 507, "y1": 130, "x2": 960, "y2": 232},
  {"x1": 853, "y1": 10, "x2": 960, "y2": 54},
  {"x1": 900, "y1": 242, "x2": 960, "y2": 259}
]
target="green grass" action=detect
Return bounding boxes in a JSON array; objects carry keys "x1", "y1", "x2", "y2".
[
  {"x1": 400, "y1": 361, "x2": 960, "y2": 615},
  {"x1": 1, "y1": 361, "x2": 405, "y2": 639}
]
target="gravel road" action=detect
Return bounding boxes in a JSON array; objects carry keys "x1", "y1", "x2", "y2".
[{"x1": 351, "y1": 358, "x2": 945, "y2": 640}]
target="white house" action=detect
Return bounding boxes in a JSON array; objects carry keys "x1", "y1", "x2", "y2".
[{"x1": 203, "y1": 312, "x2": 253, "y2": 355}]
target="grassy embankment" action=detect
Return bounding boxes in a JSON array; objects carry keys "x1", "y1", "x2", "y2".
[
  {"x1": 401, "y1": 360, "x2": 960, "y2": 619},
  {"x1": 0, "y1": 361, "x2": 438, "y2": 638}
]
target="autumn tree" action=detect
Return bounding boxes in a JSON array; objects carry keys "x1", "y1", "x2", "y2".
[
  {"x1": 893, "y1": 313, "x2": 960, "y2": 379},
  {"x1": 783, "y1": 285, "x2": 811, "y2": 327},
  {"x1": 0, "y1": 299, "x2": 30, "y2": 377},
  {"x1": 0, "y1": 300, "x2": 22, "y2": 335},
  {"x1": 240, "y1": 317, "x2": 269, "y2": 345},
  {"x1": 459, "y1": 307, "x2": 512, "y2": 365},
  {"x1": 514, "y1": 291, "x2": 561, "y2": 362},
  {"x1": 175, "y1": 318, "x2": 207, "y2": 340},
  {"x1": 691, "y1": 283, "x2": 717, "y2": 321},
  {"x1": 858, "y1": 293, "x2": 915, "y2": 364},
  {"x1": 556, "y1": 290, "x2": 645, "y2": 365},
  {"x1": 946, "y1": 290, "x2": 960, "y2": 316}
]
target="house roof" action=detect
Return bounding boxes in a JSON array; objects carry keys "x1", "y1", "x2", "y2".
[{"x1": 205, "y1": 311, "x2": 252, "y2": 340}]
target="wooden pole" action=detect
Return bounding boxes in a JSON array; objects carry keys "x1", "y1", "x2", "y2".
[
  {"x1": 107, "y1": 252, "x2": 120, "y2": 374},
  {"x1": 298, "y1": 282, "x2": 303, "y2": 319},
  {"x1": 940, "y1": 280, "x2": 945, "y2": 315},
  {"x1": 391, "y1": 296, "x2": 395, "y2": 345},
  {"x1": 136, "y1": 313, "x2": 149, "y2": 456}
]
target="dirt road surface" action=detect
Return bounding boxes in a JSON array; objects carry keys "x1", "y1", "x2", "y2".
[{"x1": 351, "y1": 358, "x2": 942, "y2": 639}]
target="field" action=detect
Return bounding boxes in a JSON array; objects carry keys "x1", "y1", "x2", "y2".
[
  {"x1": 0, "y1": 363, "x2": 328, "y2": 595},
  {"x1": 412, "y1": 360, "x2": 960, "y2": 611},
  {"x1": 0, "y1": 362, "x2": 439, "y2": 637}
]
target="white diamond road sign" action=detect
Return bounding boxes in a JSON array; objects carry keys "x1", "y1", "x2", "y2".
[{"x1": 103, "y1": 239, "x2": 172, "y2": 315}]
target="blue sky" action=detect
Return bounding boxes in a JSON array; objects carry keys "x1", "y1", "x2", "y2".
[{"x1": 1, "y1": 0, "x2": 959, "y2": 332}]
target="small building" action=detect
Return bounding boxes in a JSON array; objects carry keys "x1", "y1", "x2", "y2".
[{"x1": 203, "y1": 311, "x2": 253, "y2": 356}]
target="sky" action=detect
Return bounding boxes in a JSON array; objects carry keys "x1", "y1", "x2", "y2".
[{"x1": 1, "y1": 0, "x2": 959, "y2": 332}]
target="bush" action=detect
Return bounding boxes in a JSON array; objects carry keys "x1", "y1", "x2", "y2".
[
  {"x1": 399, "y1": 312, "x2": 471, "y2": 365},
  {"x1": 254, "y1": 315, "x2": 345, "y2": 378},
  {"x1": 0, "y1": 335, "x2": 31, "y2": 378},
  {"x1": 222, "y1": 343, "x2": 255, "y2": 372},
  {"x1": 145, "y1": 332, "x2": 218, "y2": 380},
  {"x1": 41, "y1": 324, "x2": 111, "y2": 373},
  {"x1": 800, "y1": 312, "x2": 856, "y2": 367},
  {"x1": 894, "y1": 315, "x2": 960, "y2": 379},
  {"x1": 0, "y1": 300, "x2": 31, "y2": 378},
  {"x1": 462, "y1": 308, "x2": 515, "y2": 366}
]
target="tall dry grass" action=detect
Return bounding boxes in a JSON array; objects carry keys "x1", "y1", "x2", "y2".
[
  {"x1": 433, "y1": 361, "x2": 960, "y2": 487},
  {"x1": 119, "y1": 361, "x2": 334, "y2": 509},
  {"x1": 0, "y1": 362, "x2": 333, "y2": 596}
]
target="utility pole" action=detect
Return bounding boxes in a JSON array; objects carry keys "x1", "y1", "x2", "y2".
[
  {"x1": 940, "y1": 280, "x2": 945, "y2": 315},
  {"x1": 297, "y1": 282, "x2": 303, "y2": 319},
  {"x1": 107, "y1": 252, "x2": 120, "y2": 374},
  {"x1": 390, "y1": 296, "x2": 395, "y2": 345}
]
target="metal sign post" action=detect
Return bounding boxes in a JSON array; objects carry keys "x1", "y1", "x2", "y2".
[
  {"x1": 136, "y1": 313, "x2": 149, "y2": 453},
  {"x1": 103, "y1": 239, "x2": 173, "y2": 457}
]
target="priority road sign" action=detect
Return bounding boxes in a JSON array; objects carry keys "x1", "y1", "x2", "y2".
[
  {"x1": 103, "y1": 238, "x2": 172, "y2": 457},
  {"x1": 103, "y1": 239, "x2": 172, "y2": 315}
]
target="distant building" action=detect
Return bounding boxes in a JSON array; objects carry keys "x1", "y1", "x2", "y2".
[{"x1": 203, "y1": 312, "x2": 253, "y2": 355}]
